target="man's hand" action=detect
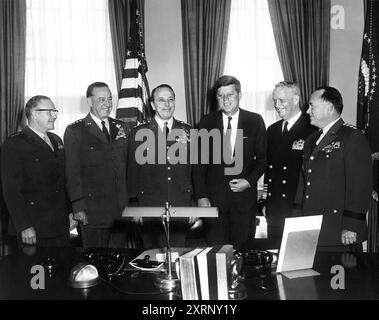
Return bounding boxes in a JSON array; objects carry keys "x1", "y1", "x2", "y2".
[
  {"x1": 69, "y1": 213, "x2": 78, "y2": 231},
  {"x1": 74, "y1": 210, "x2": 88, "y2": 225},
  {"x1": 341, "y1": 229, "x2": 357, "y2": 245},
  {"x1": 229, "y1": 179, "x2": 251, "y2": 192},
  {"x1": 189, "y1": 216, "x2": 199, "y2": 225},
  {"x1": 21, "y1": 227, "x2": 36, "y2": 245},
  {"x1": 133, "y1": 217, "x2": 143, "y2": 225},
  {"x1": 198, "y1": 198, "x2": 211, "y2": 207}
]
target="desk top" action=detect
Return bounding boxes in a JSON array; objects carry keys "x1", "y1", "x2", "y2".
[{"x1": 0, "y1": 245, "x2": 378, "y2": 300}]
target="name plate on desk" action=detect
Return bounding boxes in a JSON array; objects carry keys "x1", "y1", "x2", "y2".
[{"x1": 122, "y1": 207, "x2": 219, "y2": 218}]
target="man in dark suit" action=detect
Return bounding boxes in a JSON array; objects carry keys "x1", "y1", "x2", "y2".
[
  {"x1": 127, "y1": 84, "x2": 194, "y2": 248},
  {"x1": 294, "y1": 86, "x2": 372, "y2": 250},
  {"x1": 1, "y1": 95, "x2": 75, "y2": 248},
  {"x1": 263, "y1": 81, "x2": 315, "y2": 239},
  {"x1": 64, "y1": 82, "x2": 128, "y2": 248},
  {"x1": 193, "y1": 75, "x2": 267, "y2": 248}
]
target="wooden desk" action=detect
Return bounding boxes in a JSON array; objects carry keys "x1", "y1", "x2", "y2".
[{"x1": 0, "y1": 246, "x2": 378, "y2": 300}]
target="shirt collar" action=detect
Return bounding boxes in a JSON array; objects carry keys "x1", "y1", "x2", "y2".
[
  {"x1": 321, "y1": 117, "x2": 341, "y2": 135},
  {"x1": 155, "y1": 115, "x2": 173, "y2": 131},
  {"x1": 222, "y1": 109, "x2": 240, "y2": 129},
  {"x1": 28, "y1": 125, "x2": 48, "y2": 140},
  {"x1": 90, "y1": 112, "x2": 109, "y2": 130},
  {"x1": 284, "y1": 111, "x2": 302, "y2": 131}
]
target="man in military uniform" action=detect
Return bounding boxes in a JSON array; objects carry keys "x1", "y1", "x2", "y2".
[
  {"x1": 1, "y1": 95, "x2": 76, "y2": 248},
  {"x1": 127, "y1": 84, "x2": 194, "y2": 248},
  {"x1": 64, "y1": 82, "x2": 128, "y2": 248},
  {"x1": 263, "y1": 81, "x2": 315, "y2": 239},
  {"x1": 294, "y1": 86, "x2": 372, "y2": 250}
]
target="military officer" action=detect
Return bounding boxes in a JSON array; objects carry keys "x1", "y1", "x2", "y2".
[
  {"x1": 263, "y1": 81, "x2": 316, "y2": 239},
  {"x1": 127, "y1": 84, "x2": 194, "y2": 248},
  {"x1": 1, "y1": 95, "x2": 76, "y2": 248},
  {"x1": 294, "y1": 86, "x2": 372, "y2": 250},
  {"x1": 64, "y1": 82, "x2": 129, "y2": 248}
]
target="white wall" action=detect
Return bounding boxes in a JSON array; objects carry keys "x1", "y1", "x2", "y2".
[
  {"x1": 145, "y1": 0, "x2": 187, "y2": 123},
  {"x1": 329, "y1": 0, "x2": 365, "y2": 125}
]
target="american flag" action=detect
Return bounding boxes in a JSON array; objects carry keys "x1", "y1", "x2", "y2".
[
  {"x1": 116, "y1": 1, "x2": 153, "y2": 128},
  {"x1": 357, "y1": 0, "x2": 379, "y2": 154}
]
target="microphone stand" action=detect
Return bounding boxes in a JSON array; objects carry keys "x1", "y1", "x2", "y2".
[{"x1": 154, "y1": 202, "x2": 179, "y2": 291}]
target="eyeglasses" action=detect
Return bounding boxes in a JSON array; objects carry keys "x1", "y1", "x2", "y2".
[{"x1": 34, "y1": 109, "x2": 59, "y2": 115}]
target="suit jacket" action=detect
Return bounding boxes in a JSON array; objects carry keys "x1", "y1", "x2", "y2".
[
  {"x1": 64, "y1": 114, "x2": 128, "y2": 227},
  {"x1": 294, "y1": 119, "x2": 372, "y2": 246},
  {"x1": 1, "y1": 126, "x2": 69, "y2": 237},
  {"x1": 265, "y1": 113, "x2": 316, "y2": 227},
  {"x1": 127, "y1": 117, "x2": 192, "y2": 206},
  {"x1": 193, "y1": 108, "x2": 267, "y2": 206}
]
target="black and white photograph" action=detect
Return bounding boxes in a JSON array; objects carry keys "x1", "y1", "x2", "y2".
[{"x1": 0, "y1": 0, "x2": 378, "y2": 311}]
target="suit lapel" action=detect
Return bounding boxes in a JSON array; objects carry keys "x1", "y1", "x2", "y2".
[
  {"x1": 312, "y1": 119, "x2": 344, "y2": 155},
  {"x1": 109, "y1": 118, "x2": 118, "y2": 142},
  {"x1": 84, "y1": 113, "x2": 108, "y2": 143}
]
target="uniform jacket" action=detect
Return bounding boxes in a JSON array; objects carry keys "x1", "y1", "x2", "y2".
[
  {"x1": 1, "y1": 126, "x2": 69, "y2": 237},
  {"x1": 265, "y1": 113, "x2": 316, "y2": 227},
  {"x1": 193, "y1": 108, "x2": 267, "y2": 205},
  {"x1": 294, "y1": 119, "x2": 372, "y2": 246},
  {"x1": 64, "y1": 114, "x2": 128, "y2": 227},
  {"x1": 127, "y1": 117, "x2": 192, "y2": 206}
]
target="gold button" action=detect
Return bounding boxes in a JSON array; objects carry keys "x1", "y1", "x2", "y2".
[
  {"x1": 282, "y1": 180, "x2": 286, "y2": 184},
  {"x1": 168, "y1": 177, "x2": 171, "y2": 181},
  {"x1": 167, "y1": 167, "x2": 171, "y2": 170},
  {"x1": 269, "y1": 165, "x2": 273, "y2": 169},
  {"x1": 308, "y1": 169, "x2": 312, "y2": 173},
  {"x1": 306, "y1": 195, "x2": 309, "y2": 199},
  {"x1": 283, "y1": 166, "x2": 287, "y2": 170},
  {"x1": 310, "y1": 156, "x2": 314, "y2": 160},
  {"x1": 282, "y1": 194, "x2": 286, "y2": 198},
  {"x1": 269, "y1": 179, "x2": 272, "y2": 182},
  {"x1": 307, "y1": 182, "x2": 311, "y2": 186},
  {"x1": 333, "y1": 210, "x2": 337, "y2": 213}
]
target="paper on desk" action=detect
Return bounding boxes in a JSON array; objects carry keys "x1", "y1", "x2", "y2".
[
  {"x1": 277, "y1": 215, "x2": 323, "y2": 273},
  {"x1": 281, "y1": 269, "x2": 320, "y2": 279}
]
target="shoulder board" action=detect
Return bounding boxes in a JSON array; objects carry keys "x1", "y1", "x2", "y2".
[
  {"x1": 177, "y1": 120, "x2": 191, "y2": 128},
  {"x1": 9, "y1": 131, "x2": 24, "y2": 138},
  {"x1": 69, "y1": 118, "x2": 85, "y2": 126},
  {"x1": 342, "y1": 123, "x2": 357, "y2": 130}
]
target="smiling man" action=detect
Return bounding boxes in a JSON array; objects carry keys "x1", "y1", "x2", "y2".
[
  {"x1": 263, "y1": 81, "x2": 315, "y2": 240},
  {"x1": 127, "y1": 84, "x2": 194, "y2": 248},
  {"x1": 64, "y1": 82, "x2": 129, "y2": 249},
  {"x1": 294, "y1": 86, "x2": 372, "y2": 251},
  {"x1": 1, "y1": 95, "x2": 75, "y2": 248},
  {"x1": 193, "y1": 75, "x2": 267, "y2": 248}
]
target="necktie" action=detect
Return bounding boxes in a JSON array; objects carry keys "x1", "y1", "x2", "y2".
[
  {"x1": 282, "y1": 121, "x2": 289, "y2": 135},
  {"x1": 312, "y1": 129, "x2": 323, "y2": 151},
  {"x1": 164, "y1": 122, "x2": 169, "y2": 139},
  {"x1": 101, "y1": 120, "x2": 110, "y2": 142},
  {"x1": 224, "y1": 116, "x2": 233, "y2": 162},
  {"x1": 43, "y1": 135, "x2": 54, "y2": 151}
]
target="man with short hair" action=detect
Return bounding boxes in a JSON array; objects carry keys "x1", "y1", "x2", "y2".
[
  {"x1": 263, "y1": 81, "x2": 315, "y2": 239},
  {"x1": 294, "y1": 86, "x2": 372, "y2": 250},
  {"x1": 64, "y1": 82, "x2": 129, "y2": 248},
  {"x1": 193, "y1": 75, "x2": 267, "y2": 248},
  {"x1": 127, "y1": 84, "x2": 194, "y2": 248},
  {"x1": 1, "y1": 95, "x2": 75, "y2": 248}
]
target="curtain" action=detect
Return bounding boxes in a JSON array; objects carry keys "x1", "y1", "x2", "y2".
[
  {"x1": 109, "y1": 0, "x2": 145, "y2": 93},
  {"x1": 268, "y1": 0, "x2": 330, "y2": 109},
  {"x1": 181, "y1": 0, "x2": 231, "y2": 127},
  {"x1": 0, "y1": 0, "x2": 27, "y2": 143},
  {"x1": 223, "y1": 0, "x2": 283, "y2": 128},
  {"x1": 25, "y1": 0, "x2": 117, "y2": 138}
]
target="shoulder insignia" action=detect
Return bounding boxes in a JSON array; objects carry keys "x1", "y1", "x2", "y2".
[
  {"x1": 343, "y1": 123, "x2": 357, "y2": 130},
  {"x1": 69, "y1": 118, "x2": 85, "y2": 126},
  {"x1": 9, "y1": 131, "x2": 24, "y2": 137}
]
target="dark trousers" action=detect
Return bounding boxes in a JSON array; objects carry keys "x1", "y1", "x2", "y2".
[
  {"x1": 80, "y1": 224, "x2": 127, "y2": 249},
  {"x1": 140, "y1": 219, "x2": 188, "y2": 249},
  {"x1": 205, "y1": 199, "x2": 257, "y2": 249}
]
